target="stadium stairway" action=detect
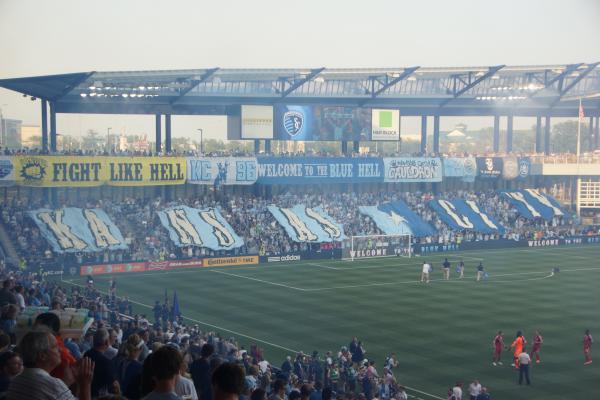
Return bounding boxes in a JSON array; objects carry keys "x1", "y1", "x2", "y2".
[{"x1": 0, "y1": 223, "x2": 19, "y2": 267}]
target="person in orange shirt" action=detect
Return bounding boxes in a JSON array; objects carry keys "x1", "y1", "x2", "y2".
[
  {"x1": 34, "y1": 312, "x2": 77, "y2": 384},
  {"x1": 510, "y1": 331, "x2": 527, "y2": 369}
]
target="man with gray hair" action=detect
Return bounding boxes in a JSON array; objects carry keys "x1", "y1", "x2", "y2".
[
  {"x1": 7, "y1": 330, "x2": 94, "y2": 400},
  {"x1": 84, "y1": 328, "x2": 120, "y2": 397}
]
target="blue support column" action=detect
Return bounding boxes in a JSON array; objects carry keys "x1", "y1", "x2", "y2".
[
  {"x1": 353, "y1": 140, "x2": 359, "y2": 153},
  {"x1": 420, "y1": 116, "x2": 427, "y2": 154},
  {"x1": 165, "y1": 114, "x2": 172, "y2": 153},
  {"x1": 588, "y1": 117, "x2": 594, "y2": 152},
  {"x1": 264, "y1": 140, "x2": 271, "y2": 154},
  {"x1": 49, "y1": 102, "x2": 57, "y2": 152},
  {"x1": 596, "y1": 116, "x2": 600, "y2": 149},
  {"x1": 544, "y1": 116, "x2": 551, "y2": 155},
  {"x1": 41, "y1": 100, "x2": 48, "y2": 152},
  {"x1": 493, "y1": 115, "x2": 500, "y2": 153},
  {"x1": 155, "y1": 114, "x2": 162, "y2": 153},
  {"x1": 254, "y1": 140, "x2": 261, "y2": 154},
  {"x1": 341, "y1": 141, "x2": 348, "y2": 155},
  {"x1": 506, "y1": 115, "x2": 513, "y2": 153},
  {"x1": 535, "y1": 116, "x2": 542, "y2": 153},
  {"x1": 433, "y1": 115, "x2": 440, "y2": 154}
]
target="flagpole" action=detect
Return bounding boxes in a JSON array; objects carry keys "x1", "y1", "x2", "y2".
[
  {"x1": 577, "y1": 98, "x2": 582, "y2": 159},
  {"x1": 576, "y1": 98, "x2": 582, "y2": 218}
]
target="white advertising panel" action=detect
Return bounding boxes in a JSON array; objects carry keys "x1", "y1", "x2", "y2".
[
  {"x1": 371, "y1": 109, "x2": 400, "y2": 141},
  {"x1": 241, "y1": 105, "x2": 274, "y2": 139}
]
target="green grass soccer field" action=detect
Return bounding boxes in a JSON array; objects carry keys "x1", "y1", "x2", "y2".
[{"x1": 67, "y1": 245, "x2": 600, "y2": 400}]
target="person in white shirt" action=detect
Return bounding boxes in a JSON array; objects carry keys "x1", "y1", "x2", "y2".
[
  {"x1": 421, "y1": 262, "x2": 431, "y2": 283},
  {"x1": 518, "y1": 351, "x2": 531, "y2": 385},
  {"x1": 452, "y1": 382, "x2": 463, "y2": 400},
  {"x1": 175, "y1": 358, "x2": 198, "y2": 400},
  {"x1": 7, "y1": 331, "x2": 94, "y2": 400},
  {"x1": 14, "y1": 286, "x2": 25, "y2": 310},
  {"x1": 468, "y1": 379, "x2": 481, "y2": 400}
]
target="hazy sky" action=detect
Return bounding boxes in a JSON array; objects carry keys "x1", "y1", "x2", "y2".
[{"x1": 1, "y1": 0, "x2": 599, "y2": 140}]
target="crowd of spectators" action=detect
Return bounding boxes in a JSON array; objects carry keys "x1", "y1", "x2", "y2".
[
  {"x1": 0, "y1": 260, "x2": 495, "y2": 399},
  {"x1": 0, "y1": 265, "x2": 490, "y2": 400},
  {"x1": 6, "y1": 143, "x2": 600, "y2": 162},
  {"x1": 1, "y1": 188, "x2": 597, "y2": 271}
]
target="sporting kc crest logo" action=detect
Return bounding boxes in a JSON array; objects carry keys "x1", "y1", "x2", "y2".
[{"x1": 283, "y1": 111, "x2": 304, "y2": 137}]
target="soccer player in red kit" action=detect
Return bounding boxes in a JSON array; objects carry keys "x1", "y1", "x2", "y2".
[
  {"x1": 492, "y1": 331, "x2": 504, "y2": 366},
  {"x1": 530, "y1": 330, "x2": 543, "y2": 364},
  {"x1": 584, "y1": 329, "x2": 593, "y2": 365}
]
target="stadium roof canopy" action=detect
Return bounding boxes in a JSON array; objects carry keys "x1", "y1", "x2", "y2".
[{"x1": 1, "y1": 63, "x2": 600, "y2": 117}]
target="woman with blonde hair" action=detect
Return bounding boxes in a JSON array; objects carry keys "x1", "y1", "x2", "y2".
[{"x1": 118, "y1": 333, "x2": 144, "y2": 399}]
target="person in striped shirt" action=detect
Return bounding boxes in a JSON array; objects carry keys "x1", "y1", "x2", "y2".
[{"x1": 6, "y1": 330, "x2": 94, "y2": 400}]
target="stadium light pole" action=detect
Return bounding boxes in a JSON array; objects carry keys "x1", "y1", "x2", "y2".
[
  {"x1": 197, "y1": 128, "x2": 203, "y2": 154},
  {"x1": 107, "y1": 127, "x2": 112, "y2": 152},
  {"x1": 0, "y1": 104, "x2": 7, "y2": 146}
]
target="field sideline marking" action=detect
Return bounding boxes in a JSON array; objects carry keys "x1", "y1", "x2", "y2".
[
  {"x1": 210, "y1": 270, "x2": 307, "y2": 291},
  {"x1": 404, "y1": 387, "x2": 444, "y2": 400},
  {"x1": 63, "y1": 279, "x2": 301, "y2": 353},
  {"x1": 62, "y1": 278, "x2": 445, "y2": 400}
]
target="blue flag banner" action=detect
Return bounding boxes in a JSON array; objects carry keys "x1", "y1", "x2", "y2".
[
  {"x1": 172, "y1": 290, "x2": 181, "y2": 318},
  {"x1": 521, "y1": 189, "x2": 565, "y2": 220},
  {"x1": 28, "y1": 208, "x2": 128, "y2": 253},
  {"x1": 382, "y1": 158, "x2": 443, "y2": 183},
  {"x1": 267, "y1": 205, "x2": 346, "y2": 243},
  {"x1": 359, "y1": 206, "x2": 413, "y2": 236},
  {"x1": 186, "y1": 157, "x2": 257, "y2": 186},
  {"x1": 501, "y1": 191, "x2": 542, "y2": 219},
  {"x1": 443, "y1": 157, "x2": 477, "y2": 182},
  {"x1": 451, "y1": 199, "x2": 505, "y2": 234},
  {"x1": 157, "y1": 205, "x2": 244, "y2": 250},
  {"x1": 374, "y1": 200, "x2": 436, "y2": 237},
  {"x1": 428, "y1": 199, "x2": 475, "y2": 231}
]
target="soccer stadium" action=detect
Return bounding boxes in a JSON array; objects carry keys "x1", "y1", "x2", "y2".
[{"x1": 0, "y1": 2, "x2": 599, "y2": 400}]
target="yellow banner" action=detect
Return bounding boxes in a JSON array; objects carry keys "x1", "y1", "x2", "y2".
[
  {"x1": 14, "y1": 156, "x2": 107, "y2": 187},
  {"x1": 203, "y1": 255, "x2": 259, "y2": 267},
  {"x1": 105, "y1": 157, "x2": 186, "y2": 186},
  {"x1": 13, "y1": 156, "x2": 186, "y2": 187}
]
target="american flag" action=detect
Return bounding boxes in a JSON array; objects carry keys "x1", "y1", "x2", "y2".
[{"x1": 579, "y1": 101, "x2": 585, "y2": 122}]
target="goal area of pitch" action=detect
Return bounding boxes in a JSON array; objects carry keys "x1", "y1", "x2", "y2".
[{"x1": 342, "y1": 234, "x2": 412, "y2": 261}]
